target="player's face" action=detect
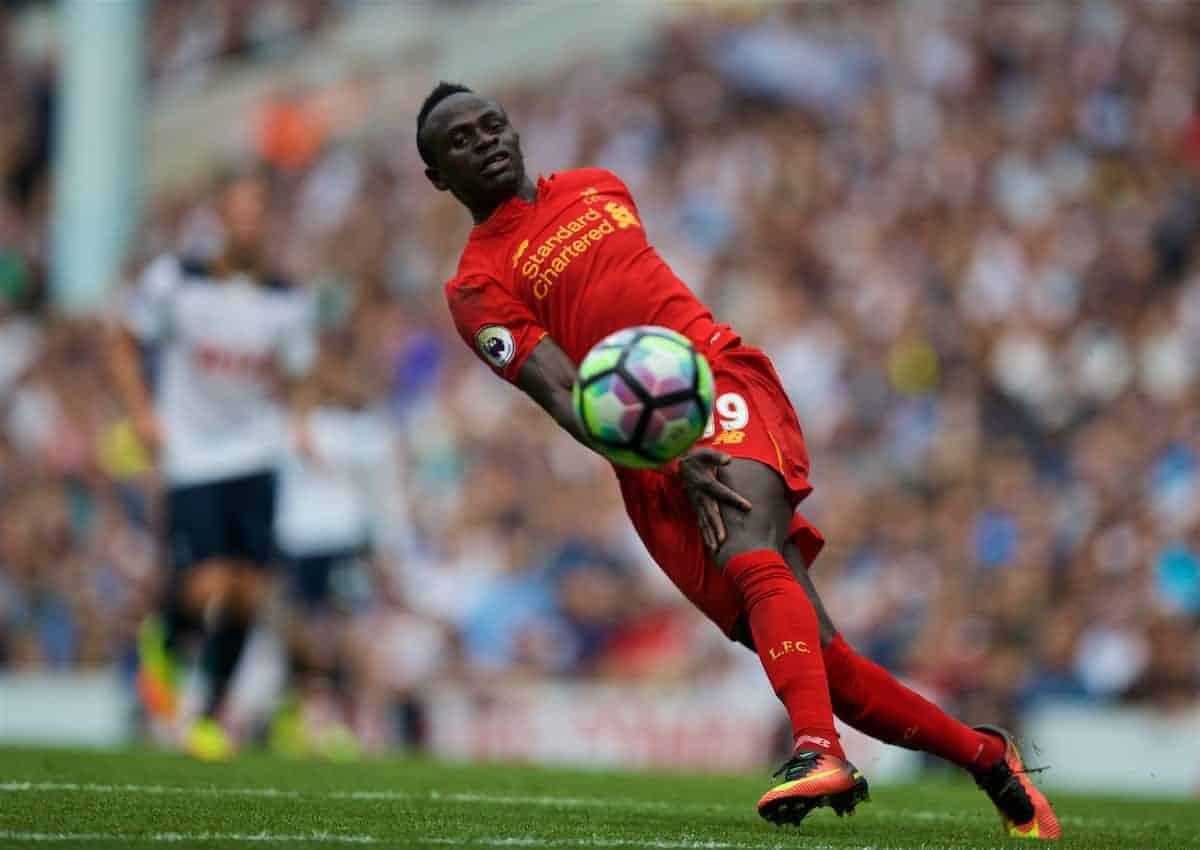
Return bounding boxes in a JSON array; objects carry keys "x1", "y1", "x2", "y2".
[
  {"x1": 423, "y1": 93, "x2": 526, "y2": 210},
  {"x1": 221, "y1": 179, "x2": 269, "y2": 261}
]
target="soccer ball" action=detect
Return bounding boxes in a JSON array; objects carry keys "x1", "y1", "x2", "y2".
[{"x1": 573, "y1": 326, "x2": 714, "y2": 469}]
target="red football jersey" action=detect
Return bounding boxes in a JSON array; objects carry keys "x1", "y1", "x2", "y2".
[
  {"x1": 444, "y1": 169, "x2": 827, "y2": 638},
  {"x1": 445, "y1": 168, "x2": 721, "y2": 381}
]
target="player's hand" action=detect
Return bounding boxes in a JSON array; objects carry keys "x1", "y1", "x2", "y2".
[
  {"x1": 293, "y1": 416, "x2": 325, "y2": 467},
  {"x1": 677, "y1": 448, "x2": 752, "y2": 553},
  {"x1": 132, "y1": 410, "x2": 164, "y2": 457}
]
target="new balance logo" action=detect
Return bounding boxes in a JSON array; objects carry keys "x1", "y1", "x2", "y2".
[{"x1": 712, "y1": 429, "x2": 745, "y2": 446}]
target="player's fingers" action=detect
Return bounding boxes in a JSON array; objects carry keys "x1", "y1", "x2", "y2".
[
  {"x1": 694, "y1": 448, "x2": 733, "y2": 466},
  {"x1": 687, "y1": 492, "x2": 714, "y2": 551},
  {"x1": 703, "y1": 478, "x2": 752, "y2": 512},
  {"x1": 695, "y1": 504, "x2": 714, "y2": 551},
  {"x1": 703, "y1": 497, "x2": 726, "y2": 548}
]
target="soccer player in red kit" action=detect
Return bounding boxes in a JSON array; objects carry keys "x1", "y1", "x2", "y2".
[{"x1": 418, "y1": 82, "x2": 1060, "y2": 839}]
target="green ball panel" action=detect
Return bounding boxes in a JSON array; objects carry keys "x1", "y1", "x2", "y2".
[
  {"x1": 624, "y1": 337, "x2": 695, "y2": 397},
  {"x1": 577, "y1": 345, "x2": 624, "y2": 383},
  {"x1": 637, "y1": 326, "x2": 693, "y2": 348},
  {"x1": 596, "y1": 443, "x2": 662, "y2": 470},
  {"x1": 635, "y1": 333, "x2": 691, "y2": 358},
  {"x1": 572, "y1": 381, "x2": 586, "y2": 433},
  {"x1": 695, "y1": 352, "x2": 714, "y2": 412},
  {"x1": 578, "y1": 373, "x2": 643, "y2": 443}
]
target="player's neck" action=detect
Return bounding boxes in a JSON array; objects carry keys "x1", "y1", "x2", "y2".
[
  {"x1": 213, "y1": 251, "x2": 264, "y2": 282},
  {"x1": 469, "y1": 177, "x2": 537, "y2": 224}
]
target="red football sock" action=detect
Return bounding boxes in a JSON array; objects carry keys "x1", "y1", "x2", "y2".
[
  {"x1": 724, "y1": 550, "x2": 843, "y2": 759},
  {"x1": 822, "y1": 633, "x2": 1003, "y2": 772}
]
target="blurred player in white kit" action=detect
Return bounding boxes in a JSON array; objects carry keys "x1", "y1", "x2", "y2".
[
  {"x1": 108, "y1": 170, "x2": 317, "y2": 760},
  {"x1": 270, "y1": 330, "x2": 409, "y2": 758}
]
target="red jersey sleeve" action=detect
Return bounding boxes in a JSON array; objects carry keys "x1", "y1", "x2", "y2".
[{"x1": 445, "y1": 275, "x2": 548, "y2": 383}]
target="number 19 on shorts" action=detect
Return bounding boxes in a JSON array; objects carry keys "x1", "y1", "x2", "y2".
[{"x1": 702, "y1": 392, "x2": 749, "y2": 440}]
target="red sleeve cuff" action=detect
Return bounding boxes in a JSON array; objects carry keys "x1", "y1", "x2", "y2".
[{"x1": 502, "y1": 330, "x2": 548, "y2": 382}]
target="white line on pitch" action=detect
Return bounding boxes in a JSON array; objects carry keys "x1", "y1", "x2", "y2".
[
  {"x1": 418, "y1": 840, "x2": 786, "y2": 849},
  {"x1": 0, "y1": 834, "x2": 822, "y2": 850},
  {"x1": 0, "y1": 781, "x2": 302, "y2": 798},
  {"x1": 0, "y1": 780, "x2": 1095, "y2": 829},
  {"x1": 0, "y1": 831, "x2": 378, "y2": 844},
  {"x1": 423, "y1": 790, "x2": 711, "y2": 812},
  {"x1": 0, "y1": 836, "x2": 1034, "y2": 850},
  {"x1": 0, "y1": 782, "x2": 727, "y2": 812}
]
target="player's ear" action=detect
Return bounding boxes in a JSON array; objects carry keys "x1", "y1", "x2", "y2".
[{"x1": 425, "y1": 166, "x2": 449, "y2": 192}]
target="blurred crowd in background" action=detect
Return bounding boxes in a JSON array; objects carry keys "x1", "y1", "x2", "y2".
[
  {"x1": 2, "y1": 0, "x2": 1199, "y2": 749},
  {"x1": 146, "y1": 0, "x2": 338, "y2": 97}
]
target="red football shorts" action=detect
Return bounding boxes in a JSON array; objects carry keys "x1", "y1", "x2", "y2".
[{"x1": 615, "y1": 335, "x2": 825, "y2": 637}]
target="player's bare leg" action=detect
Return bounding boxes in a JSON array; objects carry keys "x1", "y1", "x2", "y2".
[
  {"x1": 775, "y1": 546, "x2": 1060, "y2": 840},
  {"x1": 271, "y1": 602, "x2": 361, "y2": 761},
  {"x1": 714, "y1": 459, "x2": 869, "y2": 825},
  {"x1": 139, "y1": 560, "x2": 233, "y2": 725},
  {"x1": 138, "y1": 558, "x2": 241, "y2": 759},
  {"x1": 189, "y1": 560, "x2": 260, "y2": 760}
]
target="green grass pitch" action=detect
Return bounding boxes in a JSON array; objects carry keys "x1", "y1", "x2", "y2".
[{"x1": 0, "y1": 747, "x2": 1194, "y2": 849}]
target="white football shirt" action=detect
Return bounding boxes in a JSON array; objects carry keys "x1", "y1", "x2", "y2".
[
  {"x1": 122, "y1": 254, "x2": 317, "y2": 486},
  {"x1": 274, "y1": 405, "x2": 407, "y2": 556}
]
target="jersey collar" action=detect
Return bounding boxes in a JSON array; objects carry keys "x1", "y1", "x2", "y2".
[{"x1": 471, "y1": 175, "x2": 550, "y2": 238}]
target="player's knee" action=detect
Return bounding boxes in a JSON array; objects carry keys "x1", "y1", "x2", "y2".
[
  {"x1": 714, "y1": 511, "x2": 797, "y2": 574},
  {"x1": 184, "y1": 560, "x2": 235, "y2": 612},
  {"x1": 229, "y1": 568, "x2": 267, "y2": 619},
  {"x1": 730, "y1": 615, "x2": 755, "y2": 652},
  {"x1": 715, "y1": 526, "x2": 778, "y2": 569},
  {"x1": 782, "y1": 542, "x2": 838, "y2": 647}
]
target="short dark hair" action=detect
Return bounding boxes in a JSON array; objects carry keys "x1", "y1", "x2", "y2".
[{"x1": 416, "y1": 81, "x2": 473, "y2": 166}]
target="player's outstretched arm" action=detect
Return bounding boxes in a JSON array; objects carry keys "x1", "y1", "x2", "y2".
[
  {"x1": 515, "y1": 335, "x2": 592, "y2": 447},
  {"x1": 516, "y1": 335, "x2": 752, "y2": 548},
  {"x1": 107, "y1": 324, "x2": 163, "y2": 456}
]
